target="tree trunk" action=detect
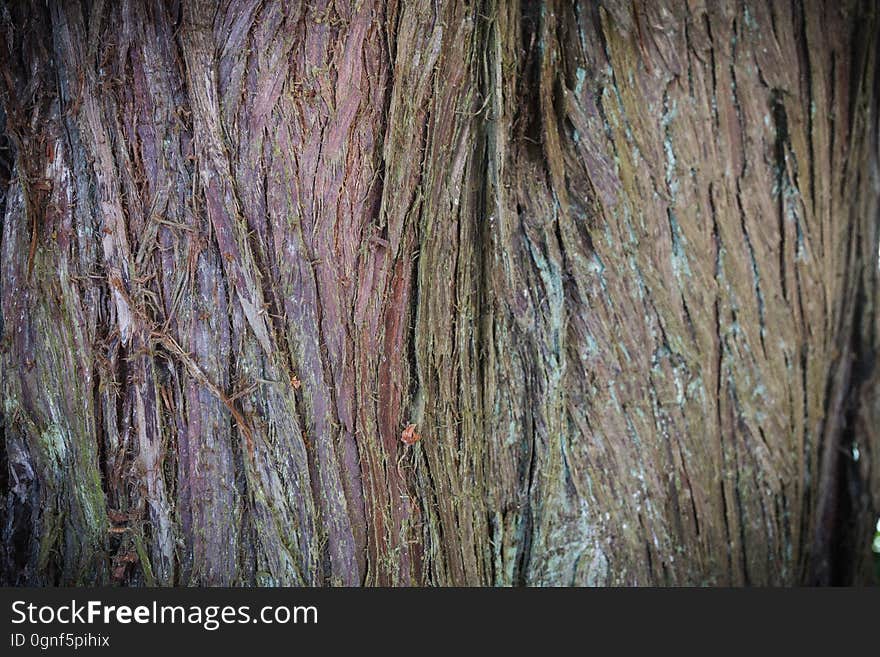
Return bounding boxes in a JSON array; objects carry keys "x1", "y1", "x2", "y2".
[{"x1": 1, "y1": 0, "x2": 878, "y2": 586}]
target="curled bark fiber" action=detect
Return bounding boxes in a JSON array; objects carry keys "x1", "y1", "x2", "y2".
[{"x1": 1, "y1": 0, "x2": 878, "y2": 586}]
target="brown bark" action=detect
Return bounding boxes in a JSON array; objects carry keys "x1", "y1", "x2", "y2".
[{"x1": 0, "y1": 0, "x2": 878, "y2": 586}]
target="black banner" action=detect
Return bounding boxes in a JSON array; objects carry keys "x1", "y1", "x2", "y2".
[{"x1": 1, "y1": 587, "x2": 875, "y2": 653}]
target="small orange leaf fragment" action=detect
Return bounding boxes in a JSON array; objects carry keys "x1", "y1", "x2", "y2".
[{"x1": 401, "y1": 423, "x2": 421, "y2": 446}]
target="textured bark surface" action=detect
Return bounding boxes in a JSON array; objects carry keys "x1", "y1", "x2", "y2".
[{"x1": 1, "y1": 0, "x2": 878, "y2": 586}]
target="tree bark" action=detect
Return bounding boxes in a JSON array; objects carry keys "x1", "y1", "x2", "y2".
[{"x1": 1, "y1": 0, "x2": 878, "y2": 586}]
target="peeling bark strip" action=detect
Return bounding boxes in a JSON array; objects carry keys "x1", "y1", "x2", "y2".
[{"x1": 0, "y1": 0, "x2": 878, "y2": 586}]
